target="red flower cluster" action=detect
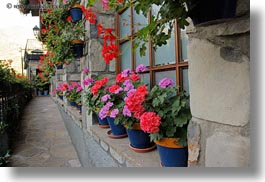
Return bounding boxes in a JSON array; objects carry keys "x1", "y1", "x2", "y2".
[
  {"x1": 97, "y1": 24, "x2": 119, "y2": 64},
  {"x1": 116, "y1": 73, "x2": 128, "y2": 83},
  {"x1": 130, "y1": 73, "x2": 140, "y2": 82},
  {"x1": 125, "y1": 85, "x2": 148, "y2": 119},
  {"x1": 66, "y1": 16, "x2": 72, "y2": 23},
  {"x1": 116, "y1": 72, "x2": 140, "y2": 83},
  {"x1": 81, "y1": 6, "x2": 96, "y2": 24},
  {"x1": 140, "y1": 112, "x2": 161, "y2": 134},
  {"x1": 41, "y1": 28, "x2": 48, "y2": 34},
  {"x1": 91, "y1": 77, "x2": 109, "y2": 96},
  {"x1": 108, "y1": 85, "x2": 122, "y2": 93},
  {"x1": 37, "y1": 72, "x2": 48, "y2": 82}
]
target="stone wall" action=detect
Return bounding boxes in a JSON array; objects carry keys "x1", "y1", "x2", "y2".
[
  {"x1": 80, "y1": 0, "x2": 116, "y2": 132},
  {"x1": 187, "y1": 0, "x2": 250, "y2": 167}
]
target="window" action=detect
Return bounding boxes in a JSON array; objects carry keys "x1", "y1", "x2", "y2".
[{"x1": 116, "y1": 7, "x2": 189, "y2": 94}]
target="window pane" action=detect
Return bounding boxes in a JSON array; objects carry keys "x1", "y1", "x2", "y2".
[
  {"x1": 135, "y1": 40, "x2": 149, "y2": 67},
  {"x1": 120, "y1": 41, "x2": 132, "y2": 70},
  {"x1": 120, "y1": 8, "x2": 131, "y2": 39},
  {"x1": 140, "y1": 73, "x2": 150, "y2": 89},
  {"x1": 133, "y1": 9, "x2": 148, "y2": 33},
  {"x1": 182, "y1": 68, "x2": 189, "y2": 95},
  {"x1": 155, "y1": 70, "x2": 176, "y2": 86},
  {"x1": 180, "y1": 28, "x2": 188, "y2": 62},
  {"x1": 153, "y1": 32, "x2": 176, "y2": 66}
]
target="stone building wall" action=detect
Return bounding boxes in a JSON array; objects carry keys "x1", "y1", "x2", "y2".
[
  {"x1": 79, "y1": 0, "x2": 116, "y2": 132},
  {"x1": 187, "y1": 0, "x2": 250, "y2": 167}
]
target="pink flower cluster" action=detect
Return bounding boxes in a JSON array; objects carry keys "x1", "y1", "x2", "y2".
[{"x1": 158, "y1": 78, "x2": 174, "y2": 88}]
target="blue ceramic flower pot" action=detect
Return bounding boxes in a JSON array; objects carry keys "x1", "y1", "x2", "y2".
[
  {"x1": 70, "y1": 101, "x2": 76, "y2": 107},
  {"x1": 73, "y1": 43, "x2": 84, "y2": 58},
  {"x1": 96, "y1": 115, "x2": 109, "y2": 127},
  {"x1": 76, "y1": 104, "x2": 82, "y2": 113},
  {"x1": 59, "y1": 95, "x2": 63, "y2": 100},
  {"x1": 70, "y1": 7, "x2": 82, "y2": 22},
  {"x1": 106, "y1": 117, "x2": 127, "y2": 136},
  {"x1": 56, "y1": 64, "x2": 63, "y2": 69},
  {"x1": 44, "y1": 90, "x2": 49, "y2": 95},
  {"x1": 126, "y1": 124, "x2": 155, "y2": 149},
  {"x1": 37, "y1": 91, "x2": 42, "y2": 96},
  {"x1": 155, "y1": 138, "x2": 188, "y2": 167}
]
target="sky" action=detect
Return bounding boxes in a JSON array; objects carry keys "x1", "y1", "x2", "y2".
[{"x1": 0, "y1": 0, "x2": 39, "y2": 74}]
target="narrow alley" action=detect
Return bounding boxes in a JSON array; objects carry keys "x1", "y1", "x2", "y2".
[{"x1": 9, "y1": 96, "x2": 81, "y2": 167}]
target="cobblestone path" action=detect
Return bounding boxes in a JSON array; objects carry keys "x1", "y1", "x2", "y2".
[{"x1": 9, "y1": 96, "x2": 81, "y2": 167}]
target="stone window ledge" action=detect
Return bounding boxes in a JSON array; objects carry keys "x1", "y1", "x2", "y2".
[
  {"x1": 52, "y1": 96, "x2": 160, "y2": 167},
  {"x1": 89, "y1": 125, "x2": 161, "y2": 167}
]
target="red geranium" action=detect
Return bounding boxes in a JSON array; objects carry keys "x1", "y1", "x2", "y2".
[
  {"x1": 108, "y1": 85, "x2": 121, "y2": 93},
  {"x1": 81, "y1": 6, "x2": 96, "y2": 24},
  {"x1": 125, "y1": 85, "x2": 148, "y2": 119},
  {"x1": 91, "y1": 77, "x2": 109, "y2": 96},
  {"x1": 140, "y1": 112, "x2": 161, "y2": 133},
  {"x1": 130, "y1": 73, "x2": 140, "y2": 82}
]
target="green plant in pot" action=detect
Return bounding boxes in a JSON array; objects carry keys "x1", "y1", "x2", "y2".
[{"x1": 135, "y1": 78, "x2": 191, "y2": 167}]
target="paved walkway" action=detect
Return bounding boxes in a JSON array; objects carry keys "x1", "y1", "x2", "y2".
[{"x1": 9, "y1": 96, "x2": 81, "y2": 167}]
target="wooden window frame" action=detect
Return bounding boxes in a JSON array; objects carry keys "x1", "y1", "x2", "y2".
[{"x1": 116, "y1": 7, "x2": 189, "y2": 91}]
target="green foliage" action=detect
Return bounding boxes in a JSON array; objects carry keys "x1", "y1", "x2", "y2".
[
  {"x1": 40, "y1": 0, "x2": 85, "y2": 66},
  {"x1": 34, "y1": 75, "x2": 49, "y2": 92},
  {"x1": 0, "y1": 122, "x2": 8, "y2": 135},
  {"x1": 145, "y1": 85, "x2": 191, "y2": 147},
  {"x1": 124, "y1": 0, "x2": 190, "y2": 54},
  {"x1": 84, "y1": 76, "x2": 106, "y2": 115}
]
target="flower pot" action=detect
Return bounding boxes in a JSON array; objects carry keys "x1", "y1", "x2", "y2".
[
  {"x1": 126, "y1": 123, "x2": 156, "y2": 153},
  {"x1": 106, "y1": 117, "x2": 127, "y2": 138},
  {"x1": 37, "y1": 91, "x2": 42, "y2": 96},
  {"x1": 59, "y1": 95, "x2": 63, "y2": 100},
  {"x1": 70, "y1": 4, "x2": 83, "y2": 22},
  {"x1": 56, "y1": 64, "x2": 63, "y2": 69},
  {"x1": 187, "y1": 0, "x2": 237, "y2": 26},
  {"x1": 43, "y1": 90, "x2": 49, "y2": 95},
  {"x1": 155, "y1": 138, "x2": 188, "y2": 167},
  {"x1": 72, "y1": 40, "x2": 84, "y2": 58},
  {"x1": 96, "y1": 115, "x2": 109, "y2": 128},
  {"x1": 70, "y1": 101, "x2": 76, "y2": 107}
]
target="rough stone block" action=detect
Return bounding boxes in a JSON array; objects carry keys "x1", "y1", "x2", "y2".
[
  {"x1": 205, "y1": 132, "x2": 250, "y2": 167},
  {"x1": 67, "y1": 73, "x2": 81, "y2": 82},
  {"x1": 109, "y1": 59, "x2": 116, "y2": 72},
  {"x1": 187, "y1": 120, "x2": 201, "y2": 166},
  {"x1": 97, "y1": 15, "x2": 115, "y2": 30},
  {"x1": 189, "y1": 38, "x2": 250, "y2": 126},
  {"x1": 89, "y1": 40, "x2": 106, "y2": 72}
]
